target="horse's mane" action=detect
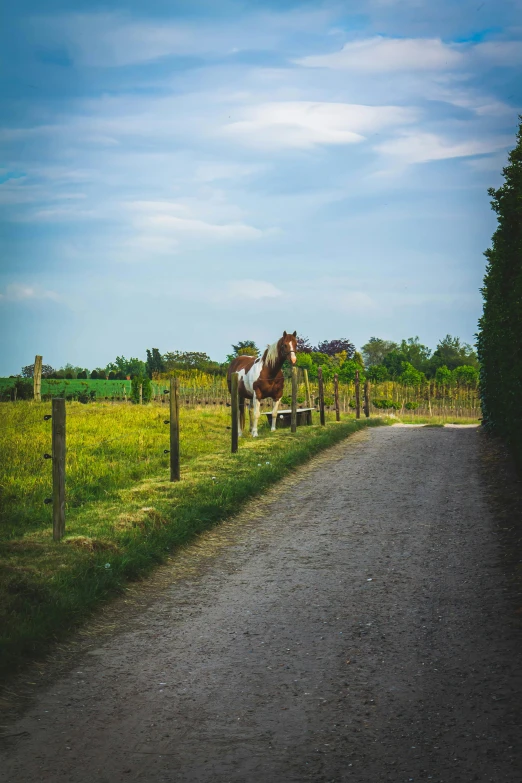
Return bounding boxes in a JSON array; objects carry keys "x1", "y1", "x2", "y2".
[{"x1": 265, "y1": 340, "x2": 279, "y2": 367}]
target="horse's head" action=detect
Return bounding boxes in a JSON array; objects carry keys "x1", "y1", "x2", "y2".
[{"x1": 281, "y1": 331, "x2": 297, "y2": 365}]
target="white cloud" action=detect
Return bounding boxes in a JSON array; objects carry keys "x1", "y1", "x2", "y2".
[
  {"x1": 375, "y1": 131, "x2": 512, "y2": 164},
  {"x1": 144, "y1": 214, "x2": 264, "y2": 240},
  {"x1": 225, "y1": 280, "x2": 284, "y2": 300},
  {"x1": 474, "y1": 40, "x2": 522, "y2": 65},
  {"x1": 0, "y1": 284, "x2": 61, "y2": 302},
  {"x1": 221, "y1": 101, "x2": 418, "y2": 149},
  {"x1": 296, "y1": 36, "x2": 464, "y2": 72}
]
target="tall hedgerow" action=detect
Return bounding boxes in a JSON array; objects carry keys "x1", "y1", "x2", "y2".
[{"x1": 477, "y1": 117, "x2": 522, "y2": 463}]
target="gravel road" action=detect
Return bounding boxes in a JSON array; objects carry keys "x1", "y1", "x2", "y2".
[{"x1": 1, "y1": 425, "x2": 521, "y2": 783}]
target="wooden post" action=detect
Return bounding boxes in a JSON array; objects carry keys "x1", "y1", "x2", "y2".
[
  {"x1": 231, "y1": 372, "x2": 239, "y2": 453},
  {"x1": 364, "y1": 379, "x2": 370, "y2": 418},
  {"x1": 291, "y1": 366, "x2": 298, "y2": 433},
  {"x1": 34, "y1": 355, "x2": 42, "y2": 402},
  {"x1": 170, "y1": 377, "x2": 180, "y2": 481},
  {"x1": 303, "y1": 368, "x2": 312, "y2": 409},
  {"x1": 52, "y1": 398, "x2": 66, "y2": 541},
  {"x1": 139, "y1": 383, "x2": 143, "y2": 405},
  {"x1": 355, "y1": 370, "x2": 361, "y2": 419},
  {"x1": 318, "y1": 367, "x2": 326, "y2": 426},
  {"x1": 334, "y1": 374, "x2": 340, "y2": 422}
]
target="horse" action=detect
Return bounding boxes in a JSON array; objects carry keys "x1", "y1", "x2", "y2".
[{"x1": 227, "y1": 331, "x2": 297, "y2": 437}]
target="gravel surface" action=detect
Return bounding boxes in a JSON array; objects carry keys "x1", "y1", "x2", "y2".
[{"x1": 1, "y1": 425, "x2": 521, "y2": 783}]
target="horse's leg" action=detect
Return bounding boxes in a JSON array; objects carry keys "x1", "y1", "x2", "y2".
[
  {"x1": 270, "y1": 397, "x2": 282, "y2": 432},
  {"x1": 252, "y1": 394, "x2": 261, "y2": 437},
  {"x1": 237, "y1": 397, "x2": 243, "y2": 438},
  {"x1": 248, "y1": 398, "x2": 254, "y2": 434}
]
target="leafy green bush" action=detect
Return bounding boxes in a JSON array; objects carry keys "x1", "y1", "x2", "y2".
[
  {"x1": 372, "y1": 399, "x2": 401, "y2": 410},
  {"x1": 281, "y1": 394, "x2": 305, "y2": 406},
  {"x1": 404, "y1": 401, "x2": 419, "y2": 410},
  {"x1": 131, "y1": 376, "x2": 152, "y2": 404}
]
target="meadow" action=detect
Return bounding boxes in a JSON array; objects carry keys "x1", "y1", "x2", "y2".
[{"x1": 0, "y1": 399, "x2": 387, "y2": 679}]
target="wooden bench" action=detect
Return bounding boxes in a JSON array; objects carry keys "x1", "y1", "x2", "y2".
[{"x1": 263, "y1": 408, "x2": 314, "y2": 428}]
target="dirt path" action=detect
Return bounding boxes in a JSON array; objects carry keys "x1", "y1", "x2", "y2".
[{"x1": 1, "y1": 426, "x2": 521, "y2": 782}]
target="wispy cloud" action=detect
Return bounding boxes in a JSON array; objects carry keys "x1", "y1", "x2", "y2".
[
  {"x1": 0, "y1": 284, "x2": 61, "y2": 303},
  {"x1": 296, "y1": 36, "x2": 464, "y2": 72},
  {"x1": 221, "y1": 101, "x2": 418, "y2": 149},
  {"x1": 375, "y1": 131, "x2": 513, "y2": 164}
]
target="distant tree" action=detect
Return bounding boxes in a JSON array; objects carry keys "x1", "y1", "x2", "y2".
[
  {"x1": 106, "y1": 356, "x2": 146, "y2": 378},
  {"x1": 97, "y1": 369, "x2": 107, "y2": 380},
  {"x1": 90, "y1": 370, "x2": 99, "y2": 379},
  {"x1": 164, "y1": 351, "x2": 219, "y2": 372},
  {"x1": 366, "y1": 364, "x2": 389, "y2": 383},
  {"x1": 314, "y1": 339, "x2": 355, "y2": 358},
  {"x1": 400, "y1": 362, "x2": 426, "y2": 386},
  {"x1": 226, "y1": 341, "x2": 259, "y2": 363},
  {"x1": 435, "y1": 365, "x2": 453, "y2": 385},
  {"x1": 21, "y1": 363, "x2": 55, "y2": 378},
  {"x1": 77, "y1": 370, "x2": 88, "y2": 379},
  {"x1": 398, "y1": 337, "x2": 431, "y2": 374},
  {"x1": 383, "y1": 350, "x2": 408, "y2": 379},
  {"x1": 65, "y1": 371, "x2": 74, "y2": 379},
  {"x1": 108, "y1": 371, "x2": 116, "y2": 380},
  {"x1": 338, "y1": 359, "x2": 365, "y2": 383},
  {"x1": 296, "y1": 335, "x2": 313, "y2": 353},
  {"x1": 430, "y1": 335, "x2": 478, "y2": 373},
  {"x1": 145, "y1": 348, "x2": 165, "y2": 378},
  {"x1": 295, "y1": 353, "x2": 313, "y2": 370},
  {"x1": 361, "y1": 338, "x2": 398, "y2": 368},
  {"x1": 453, "y1": 365, "x2": 479, "y2": 388},
  {"x1": 353, "y1": 350, "x2": 364, "y2": 368}
]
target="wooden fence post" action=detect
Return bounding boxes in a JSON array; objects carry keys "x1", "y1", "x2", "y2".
[
  {"x1": 364, "y1": 379, "x2": 370, "y2": 418},
  {"x1": 34, "y1": 355, "x2": 42, "y2": 402},
  {"x1": 139, "y1": 383, "x2": 143, "y2": 405},
  {"x1": 318, "y1": 367, "x2": 326, "y2": 426},
  {"x1": 334, "y1": 373, "x2": 340, "y2": 422},
  {"x1": 231, "y1": 372, "x2": 239, "y2": 453},
  {"x1": 355, "y1": 370, "x2": 361, "y2": 419},
  {"x1": 303, "y1": 368, "x2": 312, "y2": 409},
  {"x1": 291, "y1": 366, "x2": 298, "y2": 433},
  {"x1": 170, "y1": 377, "x2": 180, "y2": 481},
  {"x1": 52, "y1": 398, "x2": 66, "y2": 541}
]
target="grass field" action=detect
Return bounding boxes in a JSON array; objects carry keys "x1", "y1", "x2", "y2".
[{"x1": 0, "y1": 400, "x2": 388, "y2": 679}]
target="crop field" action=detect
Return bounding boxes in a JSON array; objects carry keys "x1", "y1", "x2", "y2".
[{"x1": 0, "y1": 399, "x2": 385, "y2": 678}]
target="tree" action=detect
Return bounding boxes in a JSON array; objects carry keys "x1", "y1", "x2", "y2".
[
  {"x1": 338, "y1": 360, "x2": 365, "y2": 383},
  {"x1": 435, "y1": 365, "x2": 452, "y2": 386},
  {"x1": 477, "y1": 117, "x2": 522, "y2": 458},
  {"x1": 21, "y1": 363, "x2": 55, "y2": 378},
  {"x1": 314, "y1": 339, "x2": 355, "y2": 358},
  {"x1": 383, "y1": 350, "x2": 408, "y2": 378},
  {"x1": 231, "y1": 340, "x2": 259, "y2": 356},
  {"x1": 131, "y1": 375, "x2": 152, "y2": 404},
  {"x1": 90, "y1": 370, "x2": 99, "y2": 379},
  {"x1": 400, "y1": 362, "x2": 426, "y2": 386},
  {"x1": 106, "y1": 356, "x2": 146, "y2": 378},
  {"x1": 296, "y1": 335, "x2": 313, "y2": 353},
  {"x1": 366, "y1": 364, "x2": 388, "y2": 383},
  {"x1": 430, "y1": 335, "x2": 478, "y2": 373},
  {"x1": 163, "y1": 351, "x2": 221, "y2": 372},
  {"x1": 453, "y1": 365, "x2": 479, "y2": 388},
  {"x1": 145, "y1": 348, "x2": 165, "y2": 378},
  {"x1": 361, "y1": 338, "x2": 398, "y2": 368},
  {"x1": 398, "y1": 337, "x2": 431, "y2": 374}
]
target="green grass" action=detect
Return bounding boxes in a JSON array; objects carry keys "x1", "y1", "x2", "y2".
[
  {"x1": 0, "y1": 377, "x2": 166, "y2": 399},
  {"x1": 392, "y1": 415, "x2": 480, "y2": 425},
  {"x1": 0, "y1": 401, "x2": 386, "y2": 679}
]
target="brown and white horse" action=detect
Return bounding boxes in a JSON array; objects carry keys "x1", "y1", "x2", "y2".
[{"x1": 227, "y1": 331, "x2": 297, "y2": 437}]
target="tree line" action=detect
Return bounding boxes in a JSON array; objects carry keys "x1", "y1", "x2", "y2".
[
  {"x1": 13, "y1": 332, "x2": 479, "y2": 393},
  {"x1": 477, "y1": 117, "x2": 522, "y2": 465}
]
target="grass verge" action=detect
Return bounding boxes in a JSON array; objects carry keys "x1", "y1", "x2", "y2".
[{"x1": 0, "y1": 402, "x2": 386, "y2": 680}]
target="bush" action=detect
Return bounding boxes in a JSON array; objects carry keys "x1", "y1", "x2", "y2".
[
  {"x1": 131, "y1": 376, "x2": 152, "y2": 404},
  {"x1": 372, "y1": 399, "x2": 401, "y2": 410},
  {"x1": 404, "y1": 401, "x2": 419, "y2": 410},
  {"x1": 281, "y1": 395, "x2": 305, "y2": 406}
]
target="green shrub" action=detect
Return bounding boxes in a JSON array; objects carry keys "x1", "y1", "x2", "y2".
[
  {"x1": 281, "y1": 394, "x2": 305, "y2": 406},
  {"x1": 131, "y1": 376, "x2": 152, "y2": 404},
  {"x1": 404, "y1": 401, "x2": 419, "y2": 410}
]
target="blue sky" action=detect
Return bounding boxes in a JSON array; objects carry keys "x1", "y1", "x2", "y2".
[{"x1": 1, "y1": 0, "x2": 521, "y2": 374}]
